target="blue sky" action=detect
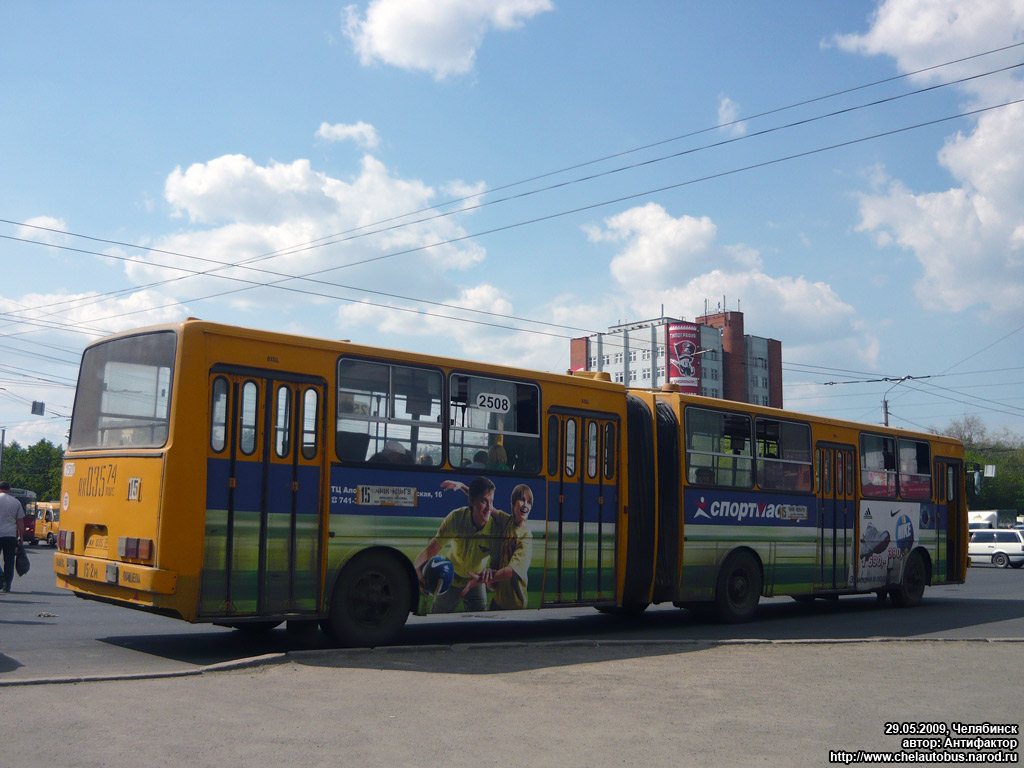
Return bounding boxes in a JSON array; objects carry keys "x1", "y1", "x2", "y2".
[{"x1": 2, "y1": 0, "x2": 1023, "y2": 449}]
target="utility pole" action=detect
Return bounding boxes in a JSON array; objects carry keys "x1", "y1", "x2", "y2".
[{"x1": 882, "y1": 376, "x2": 911, "y2": 427}]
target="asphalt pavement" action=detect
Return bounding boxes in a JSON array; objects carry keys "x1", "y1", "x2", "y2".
[{"x1": 2, "y1": 547, "x2": 1022, "y2": 766}]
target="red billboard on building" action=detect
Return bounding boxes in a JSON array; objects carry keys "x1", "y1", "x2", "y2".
[{"x1": 666, "y1": 321, "x2": 700, "y2": 394}]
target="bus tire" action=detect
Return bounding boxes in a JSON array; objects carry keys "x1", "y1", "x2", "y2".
[
  {"x1": 326, "y1": 552, "x2": 411, "y2": 647},
  {"x1": 715, "y1": 550, "x2": 761, "y2": 623},
  {"x1": 891, "y1": 550, "x2": 927, "y2": 607},
  {"x1": 992, "y1": 552, "x2": 1009, "y2": 568},
  {"x1": 46, "y1": 533, "x2": 56, "y2": 547}
]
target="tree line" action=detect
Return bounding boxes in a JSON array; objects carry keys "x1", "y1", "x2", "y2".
[
  {"x1": 0, "y1": 440, "x2": 64, "y2": 501},
  {"x1": 940, "y1": 416, "x2": 1024, "y2": 514}
]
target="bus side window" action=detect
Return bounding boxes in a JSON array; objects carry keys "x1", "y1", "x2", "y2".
[
  {"x1": 449, "y1": 373, "x2": 540, "y2": 472},
  {"x1": 755, "y1": 418, "x2": 811, "y2": 491},
  {"x1": 898, "y1": 438, "x2": 931, "y2": 500},
  {"x1": 239, "y1": 381, "x2": 259, "y2": 456},
  {"x1": 274, "y1": 385, "x2": 291, "y2": 458},
  {"x1": 547, "y1": 415, "x2": 560, "y2": 476},
  {"x1": 302, "y1": 388, "x2": 319, "y2": 460},
  {"x1": 564, "y1": 418, "x2": 577, "y2": 477},
  {"x1": 860, "y1": 434, "x2": 897, "y2": 498},
  {"x1": 337, "y1": 358, "x2": 442, "y2": 465},
  {"x1": 210, "y1": 376, "x2": 229, "y2": 453},
  {"x1": 587, "y1": 421, "x2": 598, "y2": 478},
  {"x1": 603, "y1": 423, "x2": 616, "y2": 480},
  {"x1": 685, "y1": 406, "x2": 752, "y2": 488}
]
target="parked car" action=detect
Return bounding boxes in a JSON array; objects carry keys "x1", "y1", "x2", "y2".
[{"x1": 968, "y1": 529, "x2": 1024, "y2": 568}]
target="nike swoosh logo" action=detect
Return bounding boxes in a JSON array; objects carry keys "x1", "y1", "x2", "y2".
[{"x1": 890, "y1": 510, "x2": 900, "y2": 517}]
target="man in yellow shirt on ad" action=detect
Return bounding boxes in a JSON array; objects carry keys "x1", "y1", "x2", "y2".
[{"x1": 414, "y1": 476, "x2": 507, "y2": 613}]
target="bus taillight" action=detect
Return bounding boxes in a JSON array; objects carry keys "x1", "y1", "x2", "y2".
[
  {"x1": 118, "y1": 536, "x2": 153, "y2": 561},
  {"x1": 58, "y1": 529, "x2": 74, "y2": 551}
]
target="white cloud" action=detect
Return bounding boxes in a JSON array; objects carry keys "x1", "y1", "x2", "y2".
[
  {"x1": 834, "y1": 0, "x2": 1024, "y2": 100},
  {"x1": 316, "y1": 121, "x2": 381, "y2": 149},
  {"x1": 343, "y1": 0, "x2": 554, "y2": 79},
  {"x1": 838, "y1": 0, "x2": 1024, "y2": 317},
  {"x1": 3, "y1": 289, "x2": 186, "y2": 337},
  {"x1": 717, "y1": 95, "x2": 747, "y2": 137},
  {"x1": 586, "y1": 203, "x2": 877, "y2": 365},
  {"x1": 127, "y1": 152, "x2": 485, "y2": 315},
  {"x1": 17, "y1": 216, "x2": 67, "y2": 245}
]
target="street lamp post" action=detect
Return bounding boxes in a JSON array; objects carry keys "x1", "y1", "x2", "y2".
[{"x1": 882, "y1": 376, "x2": 911, "y2": 427}]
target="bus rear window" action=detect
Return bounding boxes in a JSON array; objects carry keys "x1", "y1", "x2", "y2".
[{"x1": 69, "y1": 331, "x2": 176, "y2": 450}]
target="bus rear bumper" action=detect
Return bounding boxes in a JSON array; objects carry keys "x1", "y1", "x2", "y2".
[{"x1": 54, "y1": 553, "x2": 177, "y2": 597}]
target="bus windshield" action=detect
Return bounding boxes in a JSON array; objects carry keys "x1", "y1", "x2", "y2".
[{"x1": 69, "y1": 331, "x2": 176, "y2": 450}]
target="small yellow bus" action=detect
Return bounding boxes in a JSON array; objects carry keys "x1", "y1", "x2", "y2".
[{"x1": 29, "y1": 501, "x2": 61, "y2": 547}]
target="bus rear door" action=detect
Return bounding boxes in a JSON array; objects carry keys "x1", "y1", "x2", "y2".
[{"x1": 201, "y1": 369, "x2": 326, "y2": 619}]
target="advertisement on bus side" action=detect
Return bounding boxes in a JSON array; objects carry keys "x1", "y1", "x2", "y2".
[
  {"x1": 857, "y1": 500, "x2": 931, "y2": 589},
  {"x1": 328, "y1": 467, "x2": 603, "y2": 613},
  {"x1": 683, "y1": 488, "x2": 814, "y2": 528}
]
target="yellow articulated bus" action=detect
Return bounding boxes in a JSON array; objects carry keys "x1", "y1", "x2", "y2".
[{"x1": 54, "y1": 320, "x2": 968, "y2": 645}]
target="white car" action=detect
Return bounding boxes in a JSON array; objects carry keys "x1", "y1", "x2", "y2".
[{"x1": 968, "y1": 529, "x2": 1024, "y2": 568}]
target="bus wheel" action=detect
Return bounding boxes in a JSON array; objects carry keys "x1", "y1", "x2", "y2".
[
  {"x1": 891, "y1": 551, "x2": 927, "y2": 607},
  {"x1": 992, "y1": 553, "x2": 1009, "y2": 569},
  {"x1": 715, "y1": 551, "x2": 761, "y2": 623},
  {"x1": 326, "y1": 552, "x2": 411, "y2": 647}
]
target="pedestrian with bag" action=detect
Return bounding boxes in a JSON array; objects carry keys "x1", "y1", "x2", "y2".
[{"x1": 0, "y1": 481, "x2": 26, "y2": 593}]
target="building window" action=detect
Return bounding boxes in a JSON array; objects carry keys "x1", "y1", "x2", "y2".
[
  {"x1": 642, "y1": 349, "x2": 651, "y2": 360},
  {"x1": 657, "y1": 366, "x2": 665, "y2": 378},
  {"x1": 642, "y1": 368, "x2": 650, "y2": 380},
  {"x1": 602, "y1": 355, "x2": 610, "y2": 366},
  {"x1": 614, "y1": 352, "x2": 623, "y2": 364},
  {"x1": 614, "y1": 372, "x2": 624, "y2": 383},
  {"x1": 657, "y1": 347, "x2": 665, "y2": 359},
  {"x1": 628, "y1": 350, "x2": 637, "y2": 362}
]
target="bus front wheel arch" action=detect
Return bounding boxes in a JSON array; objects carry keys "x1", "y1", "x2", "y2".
[
  {"x1": 715, "y1": 549, "x2": 762, "y2": 623},
  {"x1": 323, "y1": 550, "x2": 412, "y2": 648}
]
